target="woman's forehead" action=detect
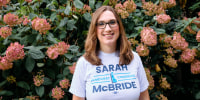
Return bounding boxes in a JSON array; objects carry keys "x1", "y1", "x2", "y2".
[{"x1": 97, "y1": 10, "x2": 117, "y2": 21}]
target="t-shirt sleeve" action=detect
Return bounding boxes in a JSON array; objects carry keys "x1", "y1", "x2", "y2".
[
  {"x1": 135, "y1": 52, "x2": 149, "y2": 92},
  {"x1": 69, "y1": 57, "x2": 86, "y2": 97}
]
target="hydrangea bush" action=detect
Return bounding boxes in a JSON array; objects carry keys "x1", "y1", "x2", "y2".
[{"x1": 0, "y1": 0, "x2": 200, "y2": 100}]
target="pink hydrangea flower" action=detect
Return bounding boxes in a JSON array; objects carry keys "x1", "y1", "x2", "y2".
[
  {"x1": 140, "y1": 27, "x2": 157, "y2": 46},
  {"x1": 165, "y1": 47, "x2": 174, "y2": 56},
  {"x1": 144, "y1": 68, "x2": 154, "y2": 90},
  {"x1": 3, "y1": 13, "x2": 22, "y2": 26},
  {"x1": 51, "y1": 86, "x2": 65, "y2": 100},
  {"x1": 159, "y1": 0, "x2": 176, "y2": 9},
  {"x1": 33, "y1": 74, "x2": 44, "y2": 87},
  {"x1": 82, "y1": 4, "x2": 91, "y2": 13},
  {"x1": 159, "y1": 77, "x2": 171, "y2": 90},
  {"x1": 191, "y1": 59, "x2": 200, "y2": 74},
  {"x1": 56, "y1": 42, "x2": 70, "y2": 55},
  {"x1": 115, "y1": 3, "x2": 129, "y2": 19},
  {"x1": 136, "y1": 44, "x2": 149, "y2": 56},
  {"x1": 159, "y1": 1, "x2": 168, "y2": 10},
  {"x1": 185, "y1": 25, "x2": 196, "y2": 34},
  {"x1": 159, "y1": 34, "x2": 172, "y2": 47},
  {"x1": 196, "y1": 31, "x2": 200, "y2": 42},
  {"x1": 168, "y1": 0, "x2": 176, "y2": 8},
  {"x1": 198, "y1": 12, "x2": 200, "y2": 17},
  {"x1": 0, "y1": 0, "x2": 10, "y2": 7},
  {"x1": 180, "y1": 48, "x2": 196, "y2": 63},
  {"x1": 46, "y1": 42, "x2": 70, "y2": 59},
  {"x1": 115, "y1": 3, "x2": 124, "y2": 11},
  {"x1": 164, "y1": 55, "x2": 177, "y2": 68},
  {"x1": 25, "y1": 0, "x2": 32, "y2": 3},
  {"x1": 22, "y1": 16, "x2": 30, "y2": 26},
  {"x1": 0, "y1": 56, "x2": 13, "y2": 70},
  {"x1": 32, "y1": 17, "x2": 51, "y2": 34},
  {"x1": 120, "y1": 10, "x2": 129, "y2": 19},
  {"x1": 6, "y1": 42, "x2": 25, "y2": 62},
  {"x1": 170, "y1": 32, "x2": 188, "y2": 50},
  {"x1": 156, "y1": 14, "x2": 171, "y2": 24},
  {"x1": 0, "y1": 26, "x2": 12, "y2": 39},
  {"x1": 59, "y1": 79, "x2": 70, "y2": 89},
  {"x1": 142, "y1": 1, "x2": 165, "y2": 16},
  {"x1": 123, "y1": 0, "x2": 137, "y2": 13},
  {"x1": 69, "y1": 62, "x2": 76, "y2": 74},
  {"x1": 46, "y1": 46, "x2": 59, "y2": 59},
  {"x1": 109, "y1": 0, "x2": 118, "y2": 6}
]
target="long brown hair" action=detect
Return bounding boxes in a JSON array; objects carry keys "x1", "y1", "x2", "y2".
[{"x1": 84, "y1": 6, "x2": 133, "y2": 65}]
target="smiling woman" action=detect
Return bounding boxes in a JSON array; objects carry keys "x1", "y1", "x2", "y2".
[{"x1": 69, "y1": 6, "x2": 150, "y2": 100}]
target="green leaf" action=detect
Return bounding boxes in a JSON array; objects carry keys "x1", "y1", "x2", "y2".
[
  {"x1": 43, "y1": 77, "x2": 52, "y2": 85},
  {"x1": 24, "y1": 46, "x2": 47, "y2": 50},
  {"x1": 18, "y1": 27, "x2": 31, "y2": 34},
  {"x1": 196, "y1": 91, "x2": 200, "y2": 99},
  {"x1": 134, "y1": 26, "x2": 143, "y2": 31},
  {"x1": 20, "y1": 6, "x2": 27, "y2": 15},
  {"x1": 29, "y1": 13, "x2": 38, "y2": 19},
  {"x1": 64, "y1": 54, "x2": 74, "y2": 60},
  {"x1": 37, "y1": 63, "x2": 45, "y2": 67},
  {"x1": 64, "y1": 61, "x2": 73, "y2": 66},
  {"x1": 46, "y1": 69, "x2": 56, "y2": 79},
  {"x1": 47, "y1": 33, "x2": 58, "y2": 43},
  {"x1": 69, "y1": 45, "x2": 79, "y2": 53},
  {"x1": 3, "y1": 38, "x2": 11, "y2": 45},
  {"x1": 127, "y1": 33, "x2": 140, "y2": 38},
  {"x1": 95, "y1": 1, "x2": 102, "y2": 9},
  {"x1": 36, "y1": 34, "x2": 42, "y2": 42},
  {"x1": 103, "y1": 0, "x2": 109, "y2": 5},
  {"x1": 73, "y1": 0, "x2": 84, "y2": 9},
  {"x1": 57, "y1": 74, "x2": 65, "y2": 79},
  {"x1": 67, "y1": 19, "x2": 77, "y2": 30},
  {"x1": 63, "y1": 66, "x2": 70, "y2": 76},
  {"x1": 64, "y1": 3, "x2": 71, "y2": 15},
  {"x1": 35, "y1": 86, "x2": 44, "y2": 97},
  {"x1": 0, "y1": 90, "x2": 13, "y2": 96},
  {"x1": 25, "y1": 56, "x2": 35, "y2": 72},
  {"x1": 0, "y1": 80, "x2": 7, "y2": 87},
  {"x1": 143, "y1": 21, "x2": 150, "y2": 26},
  {"x1": 59, "y1": 30, "x2": 67, "y2": 39},
  {"x1": 28, "y1": 49, "x2": 45, "y2": 59},
  {"x1": 191, "y1": 23, "x2": 198, "y2": 31},
  {"x1": 50, "y1": 12, "x2": 57, "y2": 22},
  {"x1": 155, "y1": 28, "x2": 166, "y2": 35},
  {"x1": 17, "y1": 81, "x2": 30, "y2": 90},
  {"x1": 58, "y1": 17, "x2": 68, "y2": 28},
  {"x1": 89, "y1": 0, "x2": 95, "y2": 9},
  {"x1": 18, "y1": 0, "x2": 24, "y2": 5},
  {"x1": 83, "y1": 12, "x2": 91, "y2": 22}
]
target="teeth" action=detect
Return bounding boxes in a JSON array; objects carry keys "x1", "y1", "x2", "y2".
[{"x1": 105, "y1": 34, "x2": 112, "y2": 36}]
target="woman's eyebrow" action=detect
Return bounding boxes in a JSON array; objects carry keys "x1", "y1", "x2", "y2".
[{"x1": 97, "y1": 19, "x2": 116, "y2": 22}]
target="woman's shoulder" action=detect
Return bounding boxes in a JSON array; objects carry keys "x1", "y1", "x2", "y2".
[
  {"x1": 76, "y1": 56, "x2": 91, "y2": 65},
  {"x1": 131, "y1": 50, "x2": 140, "y2": 57}
]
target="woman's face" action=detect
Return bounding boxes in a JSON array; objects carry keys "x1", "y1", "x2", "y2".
[{"x1": 96, "y1": 10, "x2": 120, "y2": 49}]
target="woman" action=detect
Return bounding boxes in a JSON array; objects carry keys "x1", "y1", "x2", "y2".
[{"x1": 69, "y1": 6, "x2": 150, "y2": 100}]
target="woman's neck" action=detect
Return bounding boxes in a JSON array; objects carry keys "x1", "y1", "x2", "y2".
[{"x1": 100, "y1": 44, "x2": 116, "y2": 53}]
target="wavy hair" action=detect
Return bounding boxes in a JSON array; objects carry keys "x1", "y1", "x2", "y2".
[{"x1": 84, "y1": 6, "x2": 133, "y2": 65}]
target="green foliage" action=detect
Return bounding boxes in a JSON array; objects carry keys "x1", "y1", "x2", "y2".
[{"x1": 0, "y1": 0, "x2": 200, "y2": 100}]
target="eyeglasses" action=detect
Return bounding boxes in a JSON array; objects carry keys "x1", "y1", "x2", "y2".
[{"x1": 96, "y1": 20, "x2": 118, "y2": 29}]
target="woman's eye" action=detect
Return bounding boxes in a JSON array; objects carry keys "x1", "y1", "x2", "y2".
[
  {"x1": 109, "y1": 20, "x2": 116, "y2": 25},
  {"x1": 98, "y1": 22, "x2": 105, "y2": 26}
]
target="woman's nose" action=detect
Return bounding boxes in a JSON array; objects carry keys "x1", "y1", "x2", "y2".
[{"x1": 104, "y1": 24, "x2": 112, "y2": 31}]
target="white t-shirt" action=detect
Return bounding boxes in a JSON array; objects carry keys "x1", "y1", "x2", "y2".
[{"x1": 69, "y1": 51, "x2": 149, "y2": 100}]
